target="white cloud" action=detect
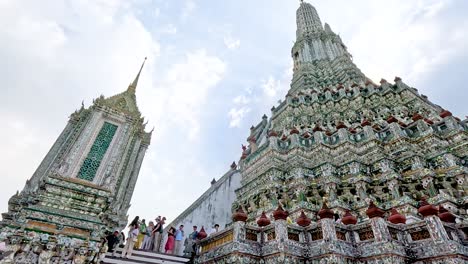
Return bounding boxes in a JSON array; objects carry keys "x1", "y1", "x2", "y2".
[
  {"x1": 331, "y1": 0, "x2": 466, "y2": 84},
  {"x1": 160, "y1": 23, "x2": 177, "y2": 34},
  {"x1": 181, "y1": 0, "x2": 196, "y2": 20},
  {"x1": 155, "y1": 49, "x2": 226, "y2": 140},
  {"x1": 224, "y1": 35, "x2": 241, "y2": 50},
  {"x1": 228, "y1": 95, "x2": 251, "y2": 127},
  {"x1": 228, "y1": 107, "x2": 251, "y2": 128},
  {"x1": 233, "y1": 95, "x2": 250, "y2": 105},
  {"x1": 154, "y1": 7, "x2": 160, "y2": 18},
  {"x1": 261, "y1": 76, "x2": 283, "y2": 97}
]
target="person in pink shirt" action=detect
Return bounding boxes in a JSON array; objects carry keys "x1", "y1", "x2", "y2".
[{"x1": 164, "y1": 227, "x2": 176, "y2": 254}]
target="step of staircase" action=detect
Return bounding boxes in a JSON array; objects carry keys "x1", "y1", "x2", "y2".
[{"x1": 102, "y1": 248, "x2": 190, "y2": 264}]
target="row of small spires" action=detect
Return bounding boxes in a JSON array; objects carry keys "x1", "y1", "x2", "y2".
[
  {"x1": 231, "y1": 197, "x2": 456, "y2": 228},
  {"x1": 285, "y1": 77, "x2": 404, "y2": 98},
  {"x1": 261, "y1": 110, "x2": 454, "y2": 140}
]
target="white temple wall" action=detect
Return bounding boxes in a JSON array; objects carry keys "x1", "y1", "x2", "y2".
[{"x1": 160, "y1": 170, "x2": 241, "y2": 249}]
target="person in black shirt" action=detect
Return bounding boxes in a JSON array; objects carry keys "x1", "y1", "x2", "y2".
[{"x1": 106, "y1": 231, "x2": 120, "y2": 257}]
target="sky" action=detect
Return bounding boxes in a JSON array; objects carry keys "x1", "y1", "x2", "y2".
[{"x1": 1, "y1": 0, "x2": 467, "y2": 227}]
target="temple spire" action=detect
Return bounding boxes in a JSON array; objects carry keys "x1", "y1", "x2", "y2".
[
  {"x1": 290, "y1": 1, "x2": 366, "y2": 91},
  {"x1": 296, "y1": 0, "x2": 323, "y2": 39},
  {"x1": 128, "y1": 57, "x2": 147, "y2": 92}
]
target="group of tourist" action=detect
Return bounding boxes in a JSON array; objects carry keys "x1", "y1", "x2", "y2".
[
  {"x1": 104, "y1": 215, "x2": 223, "y2": 260},
  {"x1": 118, "y1": 215, "x2": 167, "y2": 258}
]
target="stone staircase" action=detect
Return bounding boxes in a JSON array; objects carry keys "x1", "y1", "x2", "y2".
[{"x1": 102, "y1": 248, "x2": 191, "y2": 264}]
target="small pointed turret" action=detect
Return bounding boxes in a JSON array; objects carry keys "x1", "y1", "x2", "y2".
[{"x1": 128, "y1": 57, "x2": 147, "y2": 93}]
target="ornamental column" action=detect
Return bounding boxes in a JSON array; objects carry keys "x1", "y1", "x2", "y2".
[
  {"x1": 318, "y1": 202, "x2": 337, "y2": 241},
  {"x1": 232, "y1": 208, "x2": 248, "y2": 242},
  {"x1": 366, "y1": 201, "x2": 391, "y2": 242},
  {"x1": 272, "y1": 205, "x2": 289, "y2": 243},
  {"x1": 418, "y1": 198, "x2": 449, "y2": 242}
]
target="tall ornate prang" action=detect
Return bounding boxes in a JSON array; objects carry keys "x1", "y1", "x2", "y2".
[
  {"x1": 193, "y1": 1, "x2": 468, "y2": 263},
  {"x1": 0, "y1": 58, "x2": 152, "y2": 257},
  {"x1": 291, "y1": 1, "x2": 367, "y2": 92}
]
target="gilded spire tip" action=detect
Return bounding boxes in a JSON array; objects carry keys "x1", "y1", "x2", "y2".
[{"x1": 128, "y1": 57, "x2": 147, "y2": 92}]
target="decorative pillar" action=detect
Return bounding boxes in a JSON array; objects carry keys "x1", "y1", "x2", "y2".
[
  {"x1": 324, "y1": 90, "x2": 332, "y2": 100},
  {"x1": 413, "y1": 117, "x2": 431, "y2": 134},
  {"x1": 296, "y1": 211, "x2": 311, "y2": 243},
  {"x1": 439, "y1": 111, "x2": 458, "y2": 130},
  {"x1": 380, "y1": 79, "x2": 391, "y2": 91},
  {"x1": 387, "y1": 179, "x2": 401, "y2": 199},
  {"x1": 366, "y1": 201, "x2": 391, "y2": 242},
  {"x1": 257, "y1": 212, "x2": 271, "y2": 243},
  {"x1": 324, "y1": 182, "x2": 337, "y2": 201},
  {"x1": 394, "y1": 76, "x2": 409, "y2": 90},
  {"x1": 268, "y1": 131, "x2": 279, "y2": 150},
  {"x1": 232, "y1": 221, "x2": 245, "y2": 242},
  {"x1": 272, "y1": 205, "x2": 289, "y2": 249},
  {"x1": 248, "y1": 136, "x2": 257, "y2": 153},
  {"x1": 270, "y1": 212, "x2": 289, "y2": 261},
  {"x1": 411, "y1": 156, "x2": 425, "y2": 170},
  {"x1": 455, "y1": 174, "x2": 467, "y2": 195},
  {"x1": 443, "y1": 154, "x2": 458, "y2": 167},
  {"x1": 232, "y1": 208, "x2": 248, "y2": 242},
  {"x1": 311, "y1": 92, "x2": 318, "y2": 102},
  {"x1": 418, "y1": 198, "x2": 449, "y2": 242},
  {"x1": 363, "y1": 125, "x2": 377, "y2": 140},
  {"x1": 318, "y1": 202, "x2": 337, "y2": 241},
  {"x1": 366, "y1": 82, "x2": 375, "y2": 93},
  {"x1": 356, "y1": 181, "x2": 368, "y2": 201},
  {"x1": 337, "y1": 127, "x2": 348, "y2": 142},
  {"x1": 313, "y1": 130, "x2": 324, "y2": 144},
  {"x1": 290, "y1": 128, "x2": 300, "y2": 147},
  {"x1": 388, "y1": 122, "x2": 404, "y2": 139}
]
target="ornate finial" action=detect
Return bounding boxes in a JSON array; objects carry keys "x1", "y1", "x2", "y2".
[
  {"x1": 128, "y1": 57, "x2": 147, "y2": 92},
  {"x1": 230, "y1": 162, "x2": 237, "y2": 170}
]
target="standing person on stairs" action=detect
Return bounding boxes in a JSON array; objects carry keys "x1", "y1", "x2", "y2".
[
  {"x1": 152, "y1": 216, "x2": 166, "y2": 252},
  {"x1": 174, "y1": 225, "x2": 185, "y2": 256},
  {"x1": 121, "y1": 217, "x2": 140, "y2": 259},
  {"x1": 165, "y1": 227, "x2": 176, "y2": 254},
  {"x1": 135, "y1": 219, "x2": 147, "y2": 249}
]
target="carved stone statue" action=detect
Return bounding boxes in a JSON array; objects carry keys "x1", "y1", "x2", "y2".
[
  {"x1": 72, "y1": 246, "x2": 88, "y2": 264},
  {"x1": 259, "y1": 193, "x2": 269, "y2": 209},
  {"x1": 270, "y1": 189, "x2": 278, "y2": 207},
  {"x1": 58, "y1": 247, "x2": 74, "y2": 264},
  {"x1": 0, "y1": 236, "x2": 22, "y2": 264},
  {"x1": 38, "y1": 241, "x2": 56, "y2": 264},
  {"x1": 248, "y1": 197, "x2": 257, "y2": 212},
  {"x1": 12, "y1": 242, "x2": 32, "y2": 264}
]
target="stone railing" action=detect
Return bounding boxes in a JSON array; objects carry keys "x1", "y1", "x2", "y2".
[
  {"x1": 199, "y1": 227, "x2": 234, "y2": 253},
  {"x1": 196, "y1": 210, "x2": 468, "y2": 263}
]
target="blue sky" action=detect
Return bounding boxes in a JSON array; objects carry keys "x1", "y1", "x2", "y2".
[{"x1": 1, "y1": 0, "x2": 467, "y2": 225}]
